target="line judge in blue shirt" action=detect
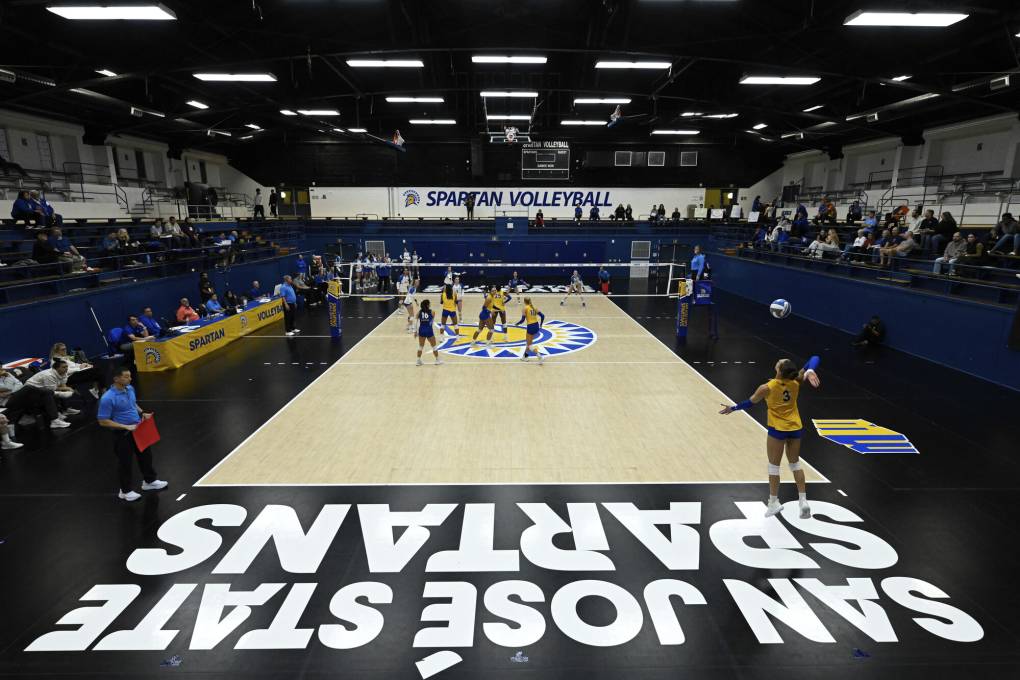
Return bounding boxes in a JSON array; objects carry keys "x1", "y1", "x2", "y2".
[
  {"x1": 96, "y1": 367, "x2": 167, "y2": 502},
  {"x1": 280, "y1": 274, "x2": 299, "y2": 336}
]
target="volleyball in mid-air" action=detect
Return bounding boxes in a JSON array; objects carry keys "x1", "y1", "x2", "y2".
[{"x1": 770, "y1": 299, "x2": 792, "y2": 319}]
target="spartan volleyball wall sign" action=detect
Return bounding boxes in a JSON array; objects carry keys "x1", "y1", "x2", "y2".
[{"x1": 438, "y1": 319, "x2": 597, "y2": 359}]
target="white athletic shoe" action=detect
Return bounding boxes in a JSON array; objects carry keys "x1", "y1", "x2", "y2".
[
  {"x1": 520, "y1": 354, "x2": 529, "y2": 362},
  {"x1": 434, "y1": 358, "x2": 443, "y2": 365},
  {"x1": 416, "y1": 358, "x2": 423, "y2": 366},
  {"x1": 293, "y1": 329, "x2": 301, "y2": 334},
  {"x1": 799, "y1": 500, "x2": 811, "y2": 519},
  {"x1": 142, "y1": 479, "x2": 168, "y2": 491},
  {"x1": 1, "y1": 439, "x2": 23, "y2": 450},
  {"x1": 89, "y1": 387, "x2": 100, "y2": 399},
  {"x1": 285, "y1": 330, "x2": 296, "y2": 336},
  {"x1": 764, "y1": 498, "x2": 783, "y2": 517},
  {"x1": 118, "y1": 490, "x2": 141, "y2": 502},
  {"x1": 537, "y1": 353, "x2": 544, "y2": 364},
  {"x1": 62, "y1": 407, "x2": 81, "y2": 416},
  {"x1": 50, "y1": 418, "x2": 71, "y2": 429}
]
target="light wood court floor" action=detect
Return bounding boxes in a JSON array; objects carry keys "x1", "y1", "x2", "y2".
[{"x1": 198, "y1": 294, "x2": 827, "y2": 485}]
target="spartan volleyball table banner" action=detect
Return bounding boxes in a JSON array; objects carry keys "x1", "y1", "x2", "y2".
[
  {"x1": 326, "y1": 279, "x2": 343, "y2": 339},
  {"x1": 137, "y1": 297, "x2": 285, "y2": 372}
]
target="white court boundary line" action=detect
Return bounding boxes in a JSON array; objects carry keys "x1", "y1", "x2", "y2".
[
  {"x1": 196, "y1": 295, "x2": 828, "y2": 487},
  {"x1": 606, "y1": 296, "x2": 830, "y2": 484}
]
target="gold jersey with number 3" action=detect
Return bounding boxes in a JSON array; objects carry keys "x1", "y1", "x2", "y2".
[{"x1": 765, "y1": 377, "x2": 802, "y2": 431}]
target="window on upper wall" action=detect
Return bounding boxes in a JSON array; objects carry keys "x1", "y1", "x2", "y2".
[
  {"x1": 35, "y1": 133, "x2": 53, "y2": 171},
  {"x1": 0, "y1": 128, "x2": 9, "y2": 159}
]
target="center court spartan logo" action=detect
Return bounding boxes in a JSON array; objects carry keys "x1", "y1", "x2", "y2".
[
  {"x1": 142, "y1": 346, "x2": 162, "y2": 366},
  {"x1": 812, "y1": 419, "x2": 920, "y2": 454},
  {"x1": 402, "y1": 189, "x2": 421, "y2": 208},
  {"x1": 438, "y1": 319, "x2": 597, "y2": 359}
]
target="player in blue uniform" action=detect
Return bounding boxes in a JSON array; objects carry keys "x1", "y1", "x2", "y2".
[
  {"x1": 508, "y1": 271, "x2": 528, "y2": 300},
  {"x1": 560, "y1": 270, "x2": 586, "y2": 307},
  {"x1": 415, "y1": 299, "x2": 442, "y2": 366}
]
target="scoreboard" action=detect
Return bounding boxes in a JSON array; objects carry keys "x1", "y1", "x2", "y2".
[{"x1": 522, "y1": 141, "x2": 570, "y2": 180}]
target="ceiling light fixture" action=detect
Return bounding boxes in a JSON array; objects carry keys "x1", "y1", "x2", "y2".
[
  {"x1": 409, "y1": 119, "x2": 455, "y2": 125},
  {"x1": 780, "y1": 132, "x2": 804, "y2": 139},
  {"x1": 486, "y1": 114, "x2": 531, "y2": 120},
  {"x1": 704, "y1": 113, "x2": 739, "y2": 118},
  {"x1": 193, "y1": 73, "x2": 276, "y2": 82},
  {"x1": 573, "y1": 97, "x2": 632, "y2": 104},
  {"x1": 892, "y1": 75, "x2": 912, "y2": 81},
  {"x1": 802, "y1": 105, "x2": 823, "y2": 112},
  {"x1": 740, "y1": 75, "x2": 820, "y2": 85},
  {"x1": 844, "y1": 92, "x2": 940, "y2": 120},
  {"x1": 479, "y1": 91, "x2": 539, "y2": 98},
  {"x1": 650, "y1": 129, "x2": 700, "y2": 135},
  {"x1": 130, "y1": 106, "x2": 164, "y2": 118},
  {"x1": 753, "y1": 123, "x2": 768, "y2": 130},
  {"x1": 472, "y1": 55, "x2": 547, "y2": 64},
  {"x1": 297, "y1": 109, "x2": 340, "y2": 116},
  {"x1": 186, "y1": 100, "x2": 209, "y2": 109},
  {"x1": 346, "y1": 128, "x2": 367, "y2": 133},
  {"x1": 346, "y1": 59, "x2": 424, "y2": 68},
  {"x1": 245, "y1": 123, "x2": 261, "y2": 130},
  {"x1": 46, "y1": 4, "x2": 177, "y2": 20},
  {"x1": 844, "y1": 10, "x2": 968, "y2": 27},
  {"x1": 595, "y1": 61, "x2": 671, "y2": 69},
  {"x1": 561, "y1": 120, "x2": 608, "y2": 126},
  {"x1": 95, "y1": 69, "x2": 117, "y2": 77},
  {"x1": 206, "y1": 129, "x2": 231, "y2": 137},
  {"x1": 385, "y1": 96, "x2": 444, "y2": 103},
  {"x1": 280, "y1": 109, "x2": 297, "y2": 116},
  {"x1": 680, "y1": 112, "x2": 703, "y2": 117}
]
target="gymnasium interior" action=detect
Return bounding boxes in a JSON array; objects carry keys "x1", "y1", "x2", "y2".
[{"x1": 2, "y1": 2, "x2": 1020, "y2": 678}]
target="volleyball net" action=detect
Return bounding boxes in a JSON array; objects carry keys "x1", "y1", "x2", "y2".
[{"x1": 332, "y1": 260, "x2": 690, "y2": 299}]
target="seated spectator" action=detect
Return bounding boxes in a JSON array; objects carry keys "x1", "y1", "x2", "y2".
[
  {"x1": 791, "y1": 212, "x2": 810, "y2": 240},
  {"x1": 293, "y1": 273, "x2": 319, "y2": 305},
  {"x1": 0, "y1": 367, "x2": 23, "y2": 408},
  {"x1": 657, "y1": 204, "x2": 666, "y2": 221},
  {"x1": 149, "y1": 218, "x2": 171, "y2": 251},
  {"x1": 31, "y1": 230, "x2": 60, "y2": 265},
  {"x1": 223, "y1": 289, "x2": 240, "y2": 308},
  {"x1": 115, "y1": 228, "x2": 145, "y2": 264},
  {"x1": 904, "y1": 206, "x2": 923, "y2": 237},
  {"x1": 181, "y1": 220, "x2": 201, "y2": 248},
  {"x1": 913, "y1": 209, "x2": 939, "y2": 251},
  {"x1": 120, "y1": 315, "x2": 151, "y2": 352},
  {"x1": 933, "y1": 231, "x2": 967, "y2": 276},
  {"x1": 989, "y1": 212, "x2": 1019, "y2": 256},
  {"x1": 752, "y1": 225, "x2": 767, "y2": 247},
  {"x1": 879, "y1": 230, "x2": 916, "y2": 267},
  {"x1": 574, "y1": 206, "x2": 582, "y2": 222},
  {"x1": 32, "y1": 191, "x2": 62, "y2": 227},
  {"x1": 671, "y1": 207, "x2": 681, "y2": 223},
  {"x1": 624, "y1": 204, "x2": 633, "y2": 221},
  {"x1": 205, "y1": 294, "x2": 224, "y2": 315},
  {"x1": 248, "y1": 280, "x2": 263, "y2": 300},
  {"x1": 931, "y1": 211, "x2": 958, "y2": 254},
  {"x1": 534, "y1": 209, "x2": 544, "y2": 228},
  {"x1": 853, "y1": 316, "x2": 886, "y2": 347},
  {"x1": 812, "y1": 198, "x2": 836, "y2": 226},
  {"x1": 139, "y1": 307, "x2": 163, "y2": 337},
  {"x1": 751, "y1": 195, "x2": 762, "y2": 213},
  {"x1": 3, "y1": 359, "x2": 74, "y2": 429},
  {"x1": 846, "y1": 228, "x2": 872, "y2": 262},
  {"x1": 588, "y1": 205, "x2": 600, "y2": 221},
  {"x1": 794, "y1": 203, "x2": 808, "y2": 222},
  {"x1": 869, "y1": 228, "x2": 892, "y2": 263},
  {"x1": 846, "y1": 200, "x2": 862, "y2": 225},
  {"x1": 957, "y1": 232, "x2": 987, "y2": 273},
  {"x1": 613, "y1": 204, "x2": 625, "y2": 221},
  {"x1": 50, "y1": 341, "x2": 99, "y2": 399},
  {"x1": 176, "y1": 298, "x2": 200, "y2": 323},
  {"x1": 49, "y1": 227, "x2": 91, "y2": 272},
  {"x1": 164, "y1": 216, "x2": 185, "y2": 247},
  {"x1": 649, "y1": 204, "x2": 659, "y2": 222},
  {"x1": 884, "y1": 202, "x2": 910, "y2": 228},
  {"x1": 11, "y1": 190, "x2": 45, "y2": 226},
  {"x1": 862, "y1": 210, "x2": 878, "y2": 232},
  {"x1": 804, "y1": 232, "x2": 839, "y2": 259}
]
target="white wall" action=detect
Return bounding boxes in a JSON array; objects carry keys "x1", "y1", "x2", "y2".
[{"x1": 309, "y1": 186, "x2": 708, "y2": 219}]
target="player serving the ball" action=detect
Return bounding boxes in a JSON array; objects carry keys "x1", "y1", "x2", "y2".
[{"x1": 718, "y1": 355, "x2": 821, "y2": 519}]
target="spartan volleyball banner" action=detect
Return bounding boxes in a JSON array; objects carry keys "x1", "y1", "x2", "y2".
[
  {"x1": 326, "y1": 279, "x2": 343, "y2": 339},
  {"x1": 137, "y1": 298, "x2": 284, "y2": 372},
  {"x1": 24, "y1": 498, "x2": 983, "y2": 676}
]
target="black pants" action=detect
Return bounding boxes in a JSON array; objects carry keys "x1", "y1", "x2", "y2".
[
  {"x1": 253, "y1": 205, "x2": 265, "y2": 219},
  {"x1": 269, "y1": 203, "x2": 277, "y2": 217},
  {"x1": 283, "y1": 302, "x2": 296, "y2": 331},
  {"x1": 112, "y1": 430, "x2": 157, "y2": 493},
  {"x1": 466, "y1": 207, "x2": 474, "y2": 219},
  {"x1": 4, "y1": 385, "x2": 60, "y2": 423}
]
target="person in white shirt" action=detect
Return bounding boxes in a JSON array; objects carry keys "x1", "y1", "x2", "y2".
[
  {"x1": 453, "y1": 275, "x2": 464, "y2": 316},
  {"x1": 4, "y1": 360, "x2": 76, "y2": 429},
  {"x1": 0, "y1": 367, "x2": 26, "y2": 448},
  {"x1": 252, "y1": 188, "x2": 265, "y2": 220}
]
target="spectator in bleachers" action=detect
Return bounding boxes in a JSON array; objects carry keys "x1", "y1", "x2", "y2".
[
  {"x1": 657, "y1": 204, "x2": 666, "y2": 221},
  {"x1": 649, "y1": 204, "x2": 659, "y2": 223},
  {"x1": 252, "y1": 188, "x2": 265, "y2": 220},
  {"x1": 269, "y1": 188, "x2": 279, "y2": 217},
  {"x1": 198, "y1": 272, "x2": 215, "y2": 304},
  {"x1": 878, "y1": 230, "x2": 916, "y2": 267},
  {"x1": 752, "y1": 196, "x2": 762, "y2": 213},
  {"x1": 804, "y1": 232, "x2": 838, "y2": 259},
  {"x1": 139, "y1": 307, "x2": 163, "y2": 337},
  {"x1": 181, "y1": 219, "x2": 200, "y2": 247},
  {"x1": 223, "y1": 289, "x2": 240, "y2": 308},
  {"x1": 205, "y1": 294, "x2": 224, "y2": 315},
  {"x1": 589, "y1": 205, "x2": 601, "y2": 221},
  {"x1": 31, "y1": 230, "x2": 60, "y2": 266},
  {"x1": 884, "y1": 202, "x2": 910, "y2": 228},
  {"x1": 847, "y1": 199, "x2": 862, "y2": 225},
  {"x1": 989, "y1": 212, "x2": 1019, "y2": 256},
  {"x1": 912, "y1": 209, "x2": 939, "y2": 251},
  {"x1": 812, "y1": 198, "x2": 836, "y2": 226},
  {"x1": 752, "y1": 224, "x2": 767, "y2": 248},
  {"x1": 149, "y1": 218, "x2": 170, "y2": 248},
  {"x1": 115, "y1": 228, "x2": 145, "y2": 264},
  {"x1": 3, "y1": 360, "x2": 73, "y2": 430},
  {"x1": 613, "y1": 204, "x2": 625, "y2": 220},
  {"x1": 624, "y1": 204, "x2": 633, "y2": 221},
  {"x1": 933, "y1": 232, "x2": 967, "y2": 276},
  {"x1": 791, "y1": 211, "x2": 809, "y2": 241},
  {"x1": 956, "y1": 232, "x2": 988, "y2": 274},
  {"x1": 49, "y1": 227, "x2": 90, "y2": 272},
  {"x1": 931, "y1": 211, "x2": 958, "y2": 255},
  {"x1": 846, "y1": 228, "x2": 872, "y2": 262},
  {"x1": 164, "y1": 216, "x2": 185, "y2": 247},
  {"x1": 32, "y1": 191, "x2": 62, "y2": 227},
  {"x1": 248, "y1": 280, "x2": 263, "y2": 300},
  {"x1": 177, "y1": 298, "x2": 200, "y2": 323},
  {"x1": 11, "y1": 190, "x2": 44, "y2": 227},
  {"x1": 534, "y1": 210, "x2": 545, "y2": 228},
  {"x1": 862, "y1": 210, "x2": 878, "y2": 232},
  {"x1": 794, "y1": 202, "x2": 807, "y2": 222},
  {"x1": 574, "y1": 205, "x2": 582, "y2": 222},
  {"x1": 671, "y1": 207, "x2": 681, "y2": 224}
]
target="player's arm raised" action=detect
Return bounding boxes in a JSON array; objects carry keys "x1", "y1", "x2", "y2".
[
  {"x1": 719, "y1": 383, "x2": 770, "y2": 415},
  {"x1": 797, "y1": 355, "x2": 821, "y2": 388}
]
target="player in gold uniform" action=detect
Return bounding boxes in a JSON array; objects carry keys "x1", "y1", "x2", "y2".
[{"x1": 719, "y1": 356, "x2": 821, "y2": 518}]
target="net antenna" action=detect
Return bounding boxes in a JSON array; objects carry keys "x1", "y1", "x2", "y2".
[{"x1": 666, "y1": 262, "x2": 689, "y2": 299}]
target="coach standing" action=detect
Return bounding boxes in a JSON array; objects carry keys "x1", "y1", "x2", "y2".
[
  {"x1": 96, "y1": 367, "x2": 167, "y2": 502},
  {"x1": 281, "y1": 275, "x2": 299, "y2": 336}
]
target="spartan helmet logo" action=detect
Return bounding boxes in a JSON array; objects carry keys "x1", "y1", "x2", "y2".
[{"x1": 402, "y1": 189, "x2": 421, "y2": 207}]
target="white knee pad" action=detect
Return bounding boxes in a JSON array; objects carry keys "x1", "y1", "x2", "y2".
[
  {"x1": 767, "y1": 463, "x2": 781, "y2": 476},
  {"x1": 788, "y1": 461, "x2": 802, "y2": 472}
]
